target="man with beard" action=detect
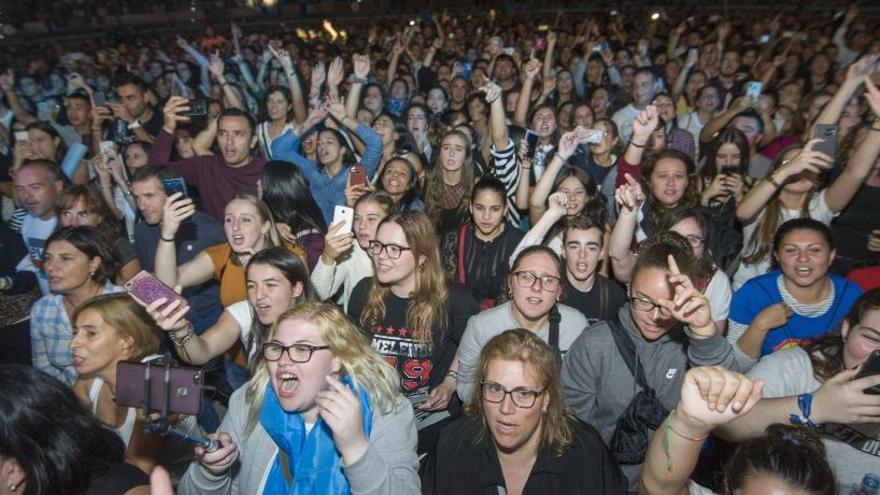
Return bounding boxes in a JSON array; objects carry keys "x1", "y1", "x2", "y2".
[
  {"x1": 613, "y1": 67, "x2": 662, "y2": 143},
  {"x1": 150, "y1": 96, "x2": 267, "y2": 220},
  {"x1": 491, "y1": 54, "x2": 520, "y2": 92}
]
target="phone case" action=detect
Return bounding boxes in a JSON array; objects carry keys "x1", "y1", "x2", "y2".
[
  {"x1": 115, "y1": 361, "x2": 203, "y2": 415},
  {"x1": 333, "y1": 206, "x2": 354, "y2": 233},
  {"x1": 162, "y1": 178, "x2": 188, "y2": 199},
  {"x1": 125, "y1": 270, "x2": 185, "y2": 310},
  {"x1": 812, "y1": 124, "x2": 839, "y2": 160},
  {"x1": 349, "y1": 165, "x2": 368, "y2": 187},
  {"x1": 525, "y1": 130, "x2": 540, "y2": 158},
  {"x1": 855, "y1": 350, "x2": 880, "y2": 395}
]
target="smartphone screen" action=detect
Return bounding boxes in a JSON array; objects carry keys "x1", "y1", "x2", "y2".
[
  {"x1": 746, "y1": 81, "x2": 763, "y2": 103},
  {"x1": 180, "y1": 98, "x2": 207, "y2": 117},
  {"x1": 525, "y1": 130, "x2": 540, "y2": 159},
  {"x1": 14, "y1": 131, "x2": 29, "y2": 143}
]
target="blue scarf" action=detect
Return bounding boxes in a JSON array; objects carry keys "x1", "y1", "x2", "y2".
[{"x1": 260, "y1": 375, "x2": 373, "y2": 495}]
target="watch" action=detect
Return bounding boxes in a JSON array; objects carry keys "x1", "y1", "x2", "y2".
[{"x1": 127, "y1": 119, "x2": 142, "y2": 130}]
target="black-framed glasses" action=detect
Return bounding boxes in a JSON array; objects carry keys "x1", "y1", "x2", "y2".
[
  {"x1": 512, "y1": 270, "x2": 561, "y2": 292},
  {"x1": 368, "y1": 240, "x2": 412, "y2": 259},
  {"x1": 262, "y1": 342, "x2": 330, "y2": 363},
  {"x1": 684, "y1": 234, "x2": 705, "y2": 248},
  {"x1": 481, "y1": 381, "x2": 545, "y2": 408},
  {"x1": 630, "y1": 296, "x2": 671, "y2": 317}
]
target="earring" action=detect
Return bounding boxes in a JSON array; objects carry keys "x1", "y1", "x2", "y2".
[
  {"x1": 89, "y1": 271, "x2": 95, "y2": 277},
  {"x1": 9, "y1": 482, "x2": 18, "y2": 492}
]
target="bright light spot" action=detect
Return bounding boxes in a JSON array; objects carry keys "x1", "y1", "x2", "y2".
[{"x1": 650, "y1": 12, "x2": 661, "y2": 21}]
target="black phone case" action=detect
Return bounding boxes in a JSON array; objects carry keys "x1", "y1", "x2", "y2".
[
  {"x1": 856, "y1": 350, "x2": 880, "y2": 395},
  {"x1": 115, "y1": 361, "x2": 204, "y2": 415}
]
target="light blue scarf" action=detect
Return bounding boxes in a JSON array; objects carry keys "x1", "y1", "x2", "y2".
[{"x1": 260, "y1": 375, "x2": 373, "y2": 495}]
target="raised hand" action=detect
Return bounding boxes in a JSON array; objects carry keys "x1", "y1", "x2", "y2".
[
  {"x1": 480, "y1": 81, "x2": 502, "y2": 104},
  {"x1": 674, "y1": 366, "x2": 764, "y2": 437},
  {"x1": 846, "y1": 54, "x2": 879, "y2": 84},
  {"x1": 317, "y1": 375, "x2": 368, "y2": 464},
  {"x1": 160, "y1": 192, "x2": 195, "y2": 239},
  {"x1": 143, "y1": 290, "x2": 190, "y2": 332},
  {"x1": 311, "y1": 62, "x2": 326, "y2": 91},
  {"x1": 546, "y1": 191, "x2": 569, "y2": 219},
  {"x1": 321, "y1": 221, "x2": 355, "y2": 264},
  {"x1": 323, "y1": 95, "x2": 346, "y2": 122},
  {"x1": 615, "y1": 173, "x2": 646, "y2": 215},
  {"x1": 774, "y1": 138, "x2": 834, "y2": 181},
  {"x1": 524, "y1": 57, "x2": 542, "y2": 81},
  {"x1": 327, "y1": 57, "x2": 344, "y2": 87},
  {"x1": 657, "y1": 254, "x2": 714, "y2": 335},
  {"x1": 268, "y1": 45, "x2": 294, "y2": 73},
  {"x1": 631, "y1": 105, "x2": 659, "y2": 144},
  {"x1": 161, "y1": 96, "x2": 191, "y2": 133},
  {"x1": 812, "y1": 367, "x2": 880, "y2": 425},
  {"x1": 208, "y1": 52, "x2": 225, "y2": 79},
  {"x1": 864, "y1": 78, "x2": 880, "y2": 118}
]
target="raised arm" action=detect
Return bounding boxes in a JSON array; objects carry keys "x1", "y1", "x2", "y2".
[
  {"x1": 640, "y1": 366, "x2": 763, "y2": 495},
  {"x1": 144, "y1": 300, "x2": 243, "y2": 365},
  {"x1": 542, "y1": 31, "x2": 557, "y2": 82},
  {"x1": 623, "y1": 105, "x2": 659, "y2": 168},
  {"x1": 735, "y1": 141, "x2": 833, "y2": 222},
  {"x1": 193, "y1": 116, "x2": 218, "y2": 156},
  {"x1": 208, "y1": 52, "x2": 244, "y2": 111},
  {"x1": 386, "y1": 40, "x2": 405, "y2": 89},
  {"x1": 515, "y1": 141, "x2": 533, "y2": 211},
  {"x1": 812, "y1": 55, "x2": 878, "y2": 132},
  {"x1": 325, "y1": 56, "x2": 345, "y2": 103},
  {"x1": 483, "y1": 81, "x2": 508, "y2": 149},
  {"x1": 345, "y1": 54, "x2": 370, "y2": 119},
  {"x1": 528, "y1": 131, "x2": 576, "y2": 224},
  {"x1": 154, "y1": 194, "x2": 215, "y2": 289},
  {"x1": 269, "y1": 46, "x2": 307, "y2": 124},
  {"x1": 672, "y1": 49, "x2": 698, "y2": 100},
  {"x1": 608, "y1": 174, "x2": 645, "y2": 283},
  {"x1": 699, "y1": 96, "x2": 750, "y2": 144},
  {"x1": 0, "y1": 71, "x2": 37, "y2": 124},
  {"x1": 509, "y1": 192, "x2": 567, "y2": 264},
  {"x1": 513, "y1": 57, "x2": 541, "y2": 126},
  {"x1": 825, "y1": 80, "x2": 880, "y2": 213}
]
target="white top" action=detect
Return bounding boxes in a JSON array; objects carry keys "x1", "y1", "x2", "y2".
[
  {"x1": 733, "y1": 189, "x2": 836, "y2": 290},
  {"x1": 612, "y1": 103, "x2": 641, "y2": 143},
  {"x1": 257, "y1": 121, "x2": 293, "y2": 159},
  {"x1": 705, "y1": 269, "x2": 732, "y2": 323},
  {"x1": 89, "y1": 377, "x2": 136, "y2": 443},
  {"x1": 17, "y1": 213, "x2": 58, "y2": 295},
  {"x1": 309, "y1": 242, "x2": 374, "y2": 313},
  {"x1": 226, "y1": 300, "x2": 258, "y2": 359},
  {"x1": 677, "y1": 112, "x2": 705, "y2": 143}
]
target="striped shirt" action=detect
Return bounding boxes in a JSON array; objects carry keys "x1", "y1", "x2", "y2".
[{"x1": 488, "y1": 139, "x2": 522, "y2": 227}]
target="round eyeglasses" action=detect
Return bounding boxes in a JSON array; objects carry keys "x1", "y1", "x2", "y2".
[{"x1": 262, "y1": 342, "x2": 330, "y2": 363}]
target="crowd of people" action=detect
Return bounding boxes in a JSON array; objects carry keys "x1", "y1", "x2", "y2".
[{"x1": 1, "y1": 4, "x2": 880, "y2": 494}]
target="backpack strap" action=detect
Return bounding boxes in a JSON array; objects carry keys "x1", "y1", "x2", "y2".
[
  {"x1": 548, "y1": 304, "x2": 562, "y2": 368},
  {"x1": 607, "y1": 319, "x2": 649, "y2": 389},
  {"x1": 598, "y1": 278, "x2": 608, "y2": 321}
]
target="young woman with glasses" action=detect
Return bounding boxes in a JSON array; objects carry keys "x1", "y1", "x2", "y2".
[
  {"x1": 178, "y1": 302, "x2": 420, "y2": 494},
  {"x1": 456, "y1": 246, "x2": 588, "y2": 404},
  {"x1": 424, "y1": 329, "x2": 626, "y2": 494},
  {"x1": 347, "y1": 211, "x2": 479, "y2": 452},
  {"x1": 561, "y1": 234, "x2": 746, "y2": 492}
]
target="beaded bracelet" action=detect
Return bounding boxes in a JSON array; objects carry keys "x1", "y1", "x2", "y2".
[
  {"x1": 662, "y1": 411, "x2": 708, "y2": 472},
  {"x1": 170, "y1": 321, "x2": 195, "y2": 346}
]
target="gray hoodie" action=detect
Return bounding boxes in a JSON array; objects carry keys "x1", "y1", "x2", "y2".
[{"x1": 561, "y1": 304, "x2": 747, "y2": 493}]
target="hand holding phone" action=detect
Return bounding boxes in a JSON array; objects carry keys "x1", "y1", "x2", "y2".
[
  {"x1": 179, "y1": 98, "x2": 207, "y2": 117},
  {"x1": 125, "y1": 270, "x2": 187, "y2": 312},
  {"x1": 333, "y1": 205, "x2": 354, "y2": 234},
  {"x1": 812, "y1": 124, "x2": 839, "y2": 162},
  {"x1": 745, "y1": 81, "x2": 763, "y2": 103},
  {"x1": 524, "y1": 130, "x2": 540, "y2": 159},
  {"x1": 348, "y1": 165, "x2": 368, "y2": 187},
  {"x1": 162, "y1": 177, "x2": 189, "y2": 200},
  {"x1": 854, "y1": 350, "x2": 880, "y2": 395}
]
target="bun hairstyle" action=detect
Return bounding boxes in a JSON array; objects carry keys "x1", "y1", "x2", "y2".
[{"x1": 723, "y1": 424, "x2": 835, "y2": 495}]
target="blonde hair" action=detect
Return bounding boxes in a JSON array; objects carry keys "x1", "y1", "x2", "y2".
[
  {"x1": 72, "y1": 293, "x2": 161, "y2": 362},
  {"x1": 225, "y1": 194, "x2": 287, "y2": 264},
  {"x1": 245, "y1": 302, "x2": 401, "y2": 434},
  {"x1": 465, "y1": 329, "x2": 575, "y2": 457},
  {"x1": 359, "y1": 211, "x2": 448, "y2": 341}
]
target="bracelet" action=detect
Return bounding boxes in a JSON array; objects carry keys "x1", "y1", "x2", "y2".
[
  {"x1": 445, "y1": 370, "x2": 459, "y2": 380},
  {"x1": 169, "y1": 321, "x2": 195, "y2": 346},
  {"x1": 520, "y1": 166, "x2": 532, "y2": 170},
  {"x1": 765, "y1": 174, "x2": 782, "y2": 189},
  {"x1": 160, "y1": 234, "x2": 175, "y2": 243},
  {"x1": 351, "y1": 76, "x2": 369, "y2": 85},
  {"x1": 789, "y1": 393, "x2": 818, "y2": 429},
  {"x1": 662, "y1": 411, "x2": 708, "y2": 472},
  {"x1": 0, "y1": 276, "x2": 12, "y2": 291},
  {"x1": 629, "y1": 140, "x2": 646, "y2": 148}
]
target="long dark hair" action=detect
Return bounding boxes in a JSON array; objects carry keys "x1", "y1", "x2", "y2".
[
  {"x1": 45, "y1": 226, "x2": 118, "y2": 285},
  {"x1": 656, "y1": 207, "x2": 717, "y2": 284},
  {"x1": 245, "y1": 246, "x2": 319, "y2": 371},
  {"x1": 259, "y1": 85, "x2": 293, "y2": 123},
  {"x1": 25, "y1": 121, "x2": 68, "y2": 163},
  {"x1": 0, "y1": 364, "x2": 129, "y2": 494},
  {"x1": 260, "y1": 161, "x2": 327, "y2": 235},
  {"x1": 641, "y1": 148, "x2": 699, "y2": 230},
  {"x1": 700, "y1": 127, "x2": 750, "y2": 180},
  {"x1": 377, "y1": 156, "x2": 420, "y2": 210}
]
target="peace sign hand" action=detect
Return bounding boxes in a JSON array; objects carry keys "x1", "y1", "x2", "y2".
[{"x1": 657, "y1": 255, "x2": 715, "y2": 336}]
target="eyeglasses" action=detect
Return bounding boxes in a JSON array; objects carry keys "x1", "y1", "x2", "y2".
[
  {"x1": 684, "y1": 235, "x2": 705, "y2": 248},
  {"x1": 262, "y1": 342, "x2": 330, "y2": 363},
  {"x1": 481, "y1": 381, "x2": 545, "y2": 408},
  {"x1": 630, "y1": 296, "x2": 671, "y2": 317},
  {"x1": 368, "y1": 240, "x2": 412, "y2": 259},
  {"x1": 512, "y1": 270, "x2": 561, "y2": 292}
]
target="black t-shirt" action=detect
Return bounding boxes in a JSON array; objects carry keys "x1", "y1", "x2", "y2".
[
  {"x1": 348, "y1": 278, "x2": 479, "y2": 394},
  {"x1": 562, "y1": 275, "x2": 627, "y2": 327},
  {"x1": 441, "y1": 224, "x2": 525, "y2": 305},
  {"x1": 832, "y1": 182, "x2": 880, "y2": 262},
  {"x1": 85, "y1": 461, "x2": 149, "y2": 494},
  {"x1": 424, "y1": 416, "x2": 626, "y2": 495}
]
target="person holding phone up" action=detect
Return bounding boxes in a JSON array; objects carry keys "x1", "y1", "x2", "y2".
[{"x1": 715, "y1": 288, "x2": 880, "y2": 494}]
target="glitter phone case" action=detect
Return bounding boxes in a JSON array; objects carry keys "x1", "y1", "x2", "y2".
[{"x1": 124, "y1": 270, "x2": 186, "y2": 311}]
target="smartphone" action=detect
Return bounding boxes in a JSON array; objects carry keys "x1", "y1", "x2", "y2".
[
  {"x1": 687, "y1": 47, "x2": 699, "y2": 60},
  {"x1": 745, "y1": 81, "x2": 763, "y2": 103},
  {"x1": 502, "y1": 47, "x2": 515, "y2": 56},
  {"x1": 349, "y1": 164, "x2": 368, "y2": 187},
  {"x1": 812, "y1": 124, "x2": 839, "y2": 161},
  {"x1": 162, "y1": 177, "x2": 189, "y2": 200},
  {"x1": 759, "y1": 34, "x2": 771, "y2": 44},
  {"x1": 14, "y1": 131, "x2": 28, "y2": 143},
  {"x1": 458, "y1": 61, "x2": 473, "y2": 80},
  {"x1": 125, "y1": 270, "x2": 186, "y2": 311},
  {"x1": 115, "y1": 360, "x2": 204, "y2": 415},
  {"x1": 582, "y1": 129, "x2": 606, "y2": 145},
  {"x1": 524, "y1": 129, "x2": 540, "y2": 159},
  {"x1": 93, "y1": 91, "x2": 107, "y2": 107},
  {"x1": 333, "y1": 205, "x2": 354, "y2": 233},
  {"x1": 720, "y1": 165, "x2": 739, "y2": 176},
  {"x1": 855, "y1": 350, "x2": 880, "y2": 395},
  {"x1": 99, "y1": 140, "x2": 115, "y2": 155},
  {"x1": 593, "y1": 41, "x2": 609, "y2": 53},
  {"x1": 179, "y1": 98, "x2": 207, "y2": 117}
]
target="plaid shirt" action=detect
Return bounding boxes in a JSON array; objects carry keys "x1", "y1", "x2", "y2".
[{"x1": 30, "y1": 282, "x2": 123, "y2": 385}]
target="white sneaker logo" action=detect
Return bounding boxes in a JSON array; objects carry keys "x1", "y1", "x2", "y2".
[{"x1": 666, "y1": 368, "x2": 678, "y2": 380}]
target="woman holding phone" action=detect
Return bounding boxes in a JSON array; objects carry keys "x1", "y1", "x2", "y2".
[
  {"x1": 177, "y1": 302, "x2": 420, "y2": 494},
  {"x1": 70, "y1": 293, "x2": 198, "y2": 479},
  {"x1": 715, "y1": 288, "x2": 880, "y2": 493}
]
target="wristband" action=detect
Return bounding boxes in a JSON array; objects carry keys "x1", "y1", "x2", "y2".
[
  {"x1": 788, "y1": 393, "x2": 818, "y2": 429},
  {"x1": 170, "y1": 321, "x2": 195, "y2": 346},
  {"x1": 629, "y1": 140, "x2": 646, "y2": 148},
  {"x1": 160, "y1": 234, "x2": 175, "y2": 243},
  {"x1": 765, "y1": 174, "x2": 782, "y2": 189},
  {"x1": 127, "y1": 119, "x2": 142, "y2": 130},
  {"x1": 351, "y1": 76, "x2": 369, "y2": 85}
]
